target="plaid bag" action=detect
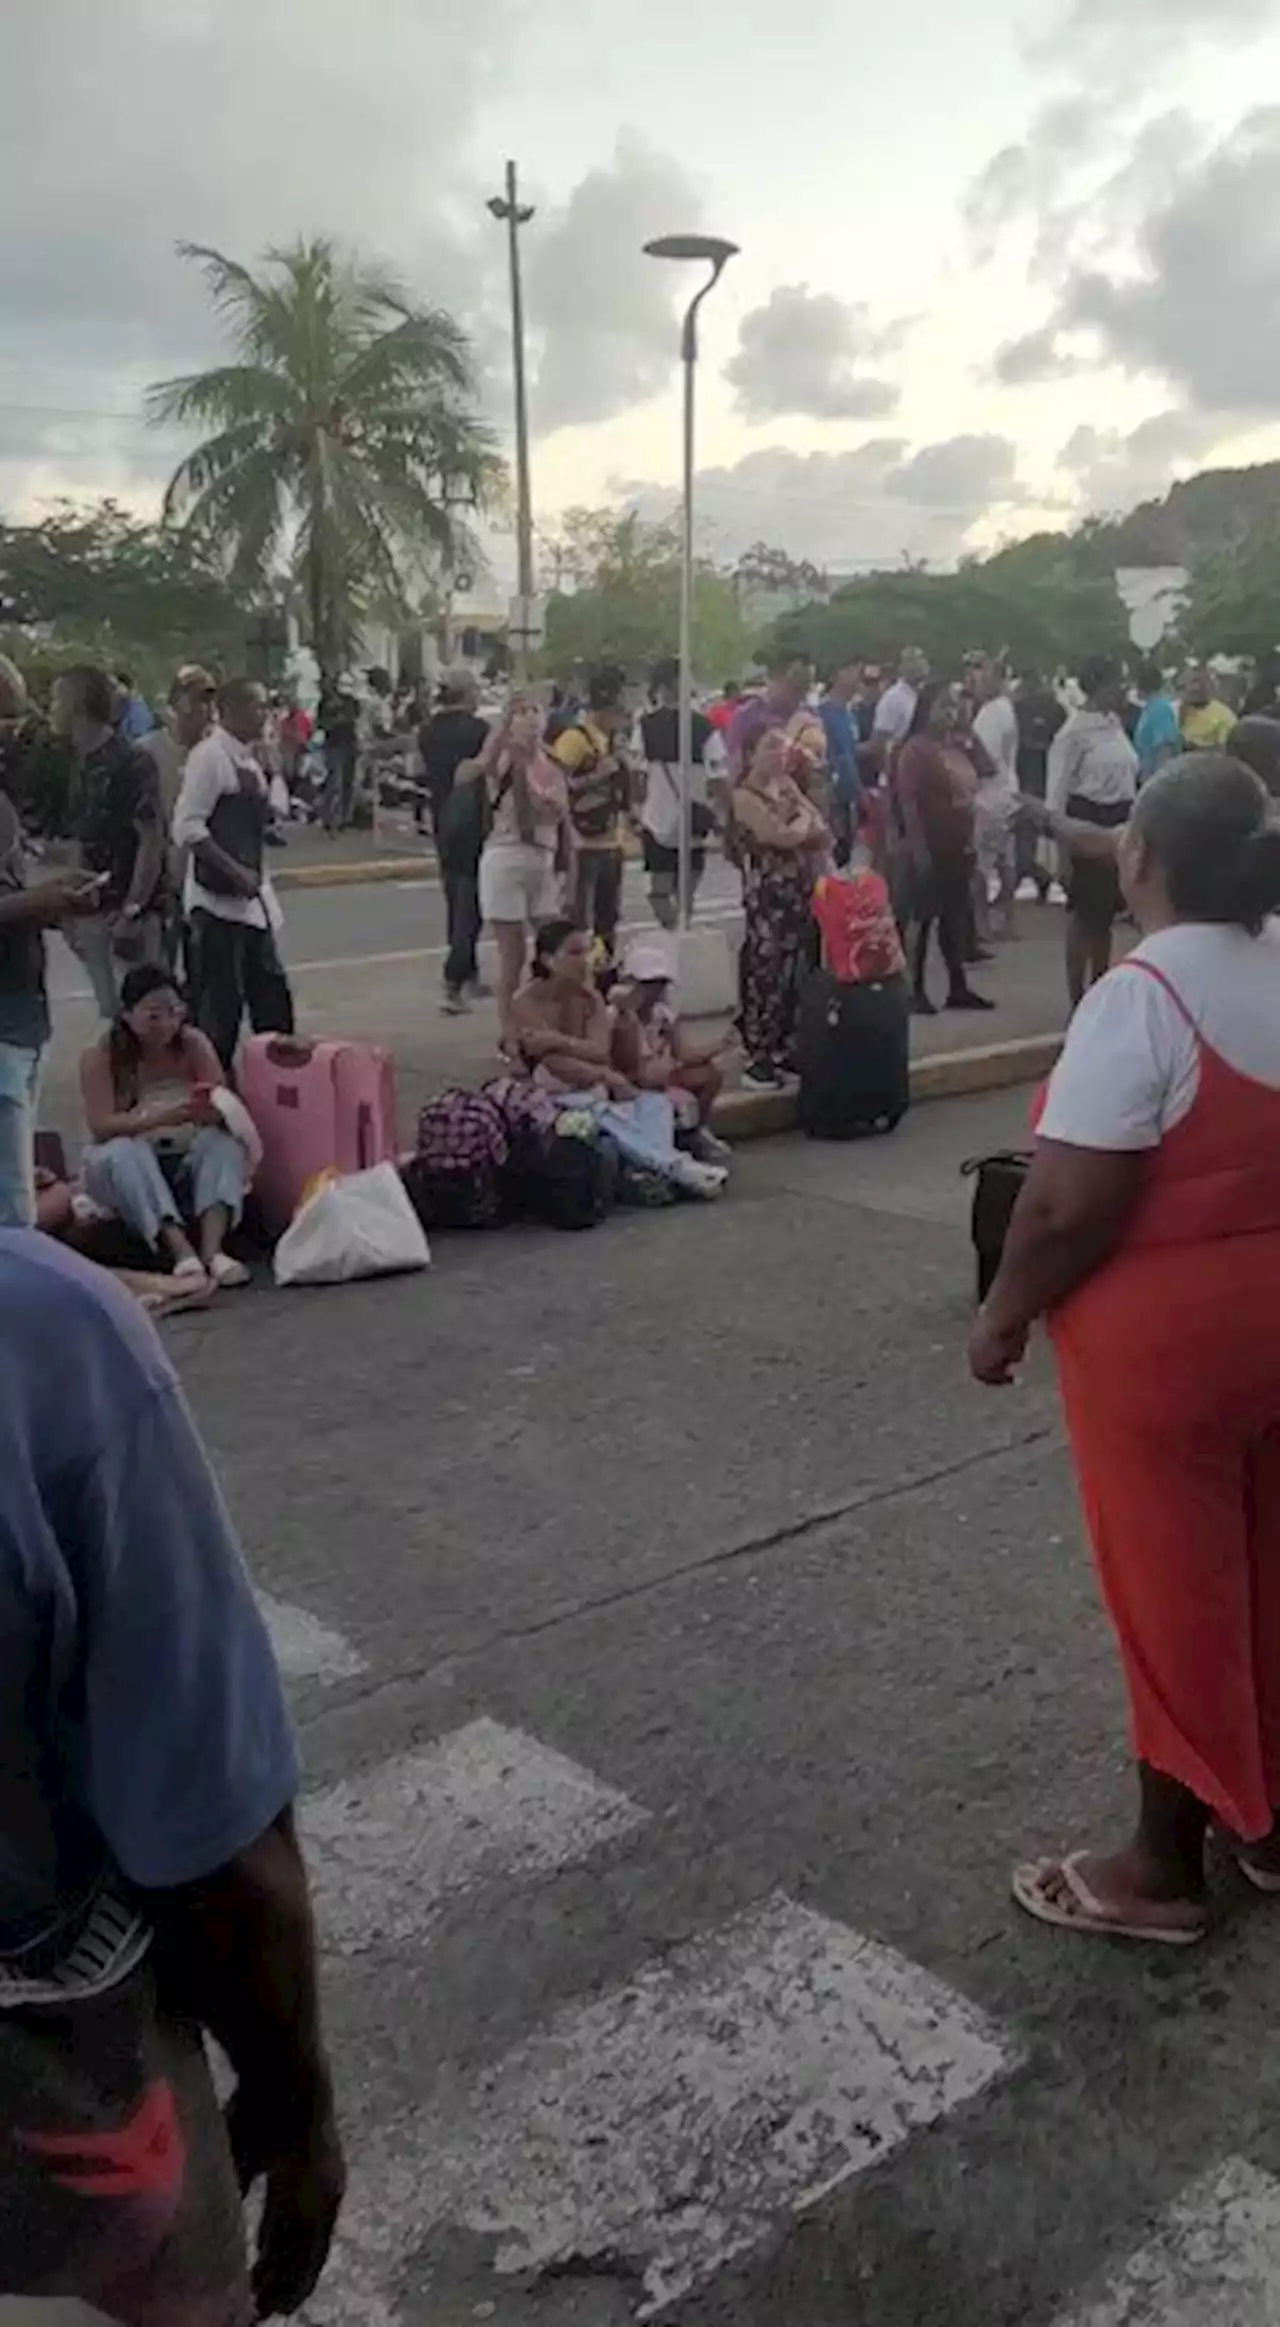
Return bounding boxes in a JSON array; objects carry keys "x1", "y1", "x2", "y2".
[{"x1": 402, "y1": 1089, "x2": 510, "y2": 1229}]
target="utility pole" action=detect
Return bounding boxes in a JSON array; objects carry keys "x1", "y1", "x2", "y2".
[{"x1": 488, "y1": 160, "x2": 537, "y2": 683}]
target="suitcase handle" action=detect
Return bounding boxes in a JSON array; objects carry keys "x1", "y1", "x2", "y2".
[
  {"x1": 357, "y1": 1100, "x2": 373, "y2": 1168},
  {"x1": 264, "y1": 1037, "x2": 315, "y2": 1068}
]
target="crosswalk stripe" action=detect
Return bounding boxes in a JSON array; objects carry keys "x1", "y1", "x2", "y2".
[
  {"x1": 1051, "y1": 2156, "x2": 1280, "y2": 2325},
  {"x1": 256, "y1": 1592, "x2": 366, "y2": 1684},
  {"x1": 308, "y1": 1890, "x2": 1016, "y2": 2320},
  {"x1": 302, "y1": 1717, "x2": 649, "y2": 1956}
]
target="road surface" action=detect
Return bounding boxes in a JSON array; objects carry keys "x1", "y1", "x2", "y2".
[{"x1": 135, "y1": 1082, "x2": 1280, "y2": 2326}]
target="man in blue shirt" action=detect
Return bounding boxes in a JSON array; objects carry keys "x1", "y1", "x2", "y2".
[
  {"x1": 0, "y1": 1232, "x2": 343, "y2": 2319},
  {"x1": 1133, "y1": 661, "x2": 1181, "y2": 784},
  {"x1": 819, "y1": 663, "x2": 863, "y2": 865}
]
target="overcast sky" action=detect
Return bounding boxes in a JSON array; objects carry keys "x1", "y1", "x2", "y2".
[{"x1": 6, "y1": 0, "x2": 1280, "y2": 584}]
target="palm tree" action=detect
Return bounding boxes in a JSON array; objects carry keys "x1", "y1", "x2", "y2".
[{"x1": 149, "y1": 238, "x2": 503, "y2": 677}]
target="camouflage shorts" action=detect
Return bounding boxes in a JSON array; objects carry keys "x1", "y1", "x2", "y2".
[{"x1": 0, "y1": 1965, "x2": 251, "y2": 2327}]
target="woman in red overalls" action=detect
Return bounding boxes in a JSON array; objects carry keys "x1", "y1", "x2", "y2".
[{"x1": 970, "y1": 753, "x2": 1280, "y2": 1944}]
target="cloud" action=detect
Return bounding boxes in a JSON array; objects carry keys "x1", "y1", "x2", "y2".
[
  {"x1": 525, "y1": 136, "x2": 707, "y2": 436},
  {"x1": 622, "y1": 435, "x2": 1036, "y2": 570},
  {"x1": 1056, "y1": 108, "x2": 1280, "y2": 413},
  {"x1": 992, "y1": 326, "x2": 1090, "y2": 385},
  {"x1": 1057, "y1": 410, "x2": 1225, "y2": 512},
  {"x1": 724, "y1": 287, "x2": 900, "y2": 423}
]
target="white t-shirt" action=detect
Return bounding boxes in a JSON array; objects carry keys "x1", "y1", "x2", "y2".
[
  {"x1": 973, "y1": 695, "x2": 1019, "y2": 789},
  {"x1": 1039, "y1": 921, "x2": 1280, "y2": 1150},
  {"x1": 171, "y1": 728, "x2": 283, "y2": 932},
  {"x1": 873, "y1": 678, "x2": 917, "y2": 748}
]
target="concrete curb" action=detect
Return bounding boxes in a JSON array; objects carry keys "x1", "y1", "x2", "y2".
[
  {"x1": 711, "y1": 1032, "x2": 1062, "y2": 1144},
  {"x1": 275, "y1": 856, "x2": 435, "y2": 891}
]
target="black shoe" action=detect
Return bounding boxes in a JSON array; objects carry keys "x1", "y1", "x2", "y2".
[
  {"x1": 946, "y1": 987, "x2": 996, "y2": 1012},
  {"x1": 910, "y1": 989, "x2": 938, "y2": 1016}
]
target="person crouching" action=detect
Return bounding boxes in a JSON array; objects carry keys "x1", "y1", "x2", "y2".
[{"x1": 611, "y1": 941, "x2": 733, "y2": 1166}]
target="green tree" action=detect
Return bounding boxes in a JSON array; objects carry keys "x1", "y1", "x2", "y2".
[
  {"x1": 149, "y1": 238, "x2": 503, "y2": 678},
  {"x1": 1178, "y1": 530, "x2": 1280, "y2": 662},
  {"x1": 539, "y1": 507, "x2": 754, "y2": 681},
  {"x1": 766, "y1": 546, "x2": 1128, "y2": 678},
  {"x1": 0, "y1": 497, "x2": 250, "y2": 693}
]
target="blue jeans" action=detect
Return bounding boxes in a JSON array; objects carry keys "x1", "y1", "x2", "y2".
[
  {"x1": 0, "y1": 1041, "x2": 41, "y2": 1227},
  {"x1": 562, "y1": 1089, "x2": 679, "y2": 1173},
  {"x1": 81, "y1": 1128, "x2": 248, "y2": 1251}
]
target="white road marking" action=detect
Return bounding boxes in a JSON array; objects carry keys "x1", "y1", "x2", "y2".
[
  {"x1": 312, "y1": 1891, "x2": 1016, "y2": 2319},
  {"x1": 256, "y1": 1591, "x2": 365, "y2": 1683},
  {"x1": 1052, "y1": 2157, "x2": 1280, "y2": 2325},
  {"x1": 51, "y1": 904, "x2": 743, "y2": 1002},
  {"x1": 302, "y1": 1717, "x2": 648, "y2": 1956}
]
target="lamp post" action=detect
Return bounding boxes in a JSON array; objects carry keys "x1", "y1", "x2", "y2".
[
  {"x1": 643, "y1": 233, "x2": 739, "y2": 929},
  {"x1": 488, "y1": 161, "x2": 537, "y2": 683}
]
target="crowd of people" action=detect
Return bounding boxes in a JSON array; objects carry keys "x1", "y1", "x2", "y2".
[{"x1": 3, "y1": 631, "x2": 1279, "y2": 1277}]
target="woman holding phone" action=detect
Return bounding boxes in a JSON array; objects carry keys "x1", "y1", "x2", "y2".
[
  {"x1": 467, "y1": 692, "x2": 572, "y2": 1038},
  {"x1": 79, "y1": 961, "x2": 253, "y2": 1288}
]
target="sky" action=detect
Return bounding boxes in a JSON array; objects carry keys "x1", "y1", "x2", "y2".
[{"x1": 6, "y1": 0, "x2": 1280, "y2": 590}]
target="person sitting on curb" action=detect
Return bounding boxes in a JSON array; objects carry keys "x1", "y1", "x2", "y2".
[
  {"x1": 511, "y1": 919, "x2": 727, "y2": 1198},
  {"x1": 610, "y1": 940, "x2": 733, "y2": 1165},
  {"x1": 79, "y1": 963, "x2": 254, "y2": 1290}
]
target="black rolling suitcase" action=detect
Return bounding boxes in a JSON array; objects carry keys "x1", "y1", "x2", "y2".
[
  {"x1": 961, "y1": 1151, "x2": 1032, "y2": 1301},
  {"x1": 796, "y1": 968, "x2": 910, "y2": 1140}
]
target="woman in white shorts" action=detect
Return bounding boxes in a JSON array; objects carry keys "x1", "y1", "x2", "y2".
[{"x1": 474, "y1": 695, "x2": 572, "y2": 1037}]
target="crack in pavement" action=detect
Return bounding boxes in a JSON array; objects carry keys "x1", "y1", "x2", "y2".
[{"x1": 297, "y1": 1423, "x2": 1057, "y2": 1735}]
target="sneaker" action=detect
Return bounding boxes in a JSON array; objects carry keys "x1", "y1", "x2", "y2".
[
  {"x1": 670, "y1": 1154, "x2": 728, "y2": 1201},
  {"x1": 741, "y1": 1063, "x2": 784, "y2": 1094},
  {"x1": 946, "y1": 987, "x2": 996, "y2": 1012},
  {"x1": 691, "y1": 1126, "x2": 733, "y2": 1166},
  {"x1": 441, "y1": 988, "x2": 470, "y2": 1016}
]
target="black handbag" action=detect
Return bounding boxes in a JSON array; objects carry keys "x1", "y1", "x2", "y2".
[{"x1": 961, "y1": 1151, "x2": 1032, "y2": 1302}]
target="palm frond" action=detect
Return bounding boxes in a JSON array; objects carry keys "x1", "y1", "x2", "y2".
[{"x1": 146, "y1": 363, "x2": 296, "y2": 432}]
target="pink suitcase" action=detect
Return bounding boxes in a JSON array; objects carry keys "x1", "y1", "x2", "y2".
[{"x1": 239, "y1": 1035, "x2": 399, "y2": 1233}]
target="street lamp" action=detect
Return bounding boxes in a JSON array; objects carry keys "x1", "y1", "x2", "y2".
[
  {"x1": 644, "y1": 232, "x2": 739, "y2": 929},
  {"x1": 488, "y1": 162, "x2": 537, "y2": 683}
]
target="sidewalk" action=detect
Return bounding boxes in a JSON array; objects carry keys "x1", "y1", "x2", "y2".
[{"x1": 272, "y1": 814, "x2": 435, "y2": 889}]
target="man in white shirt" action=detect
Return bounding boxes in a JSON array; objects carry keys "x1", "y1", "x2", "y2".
[
  {"x1": 972, "y1": 658, "x2": 1021, "y2": 938},
  {"x1": 171, "y1": 678, "x2": 294, "y2": 1068},
  {"x1": 870, "y1": 647, "x2": 928, "y2": 772}
]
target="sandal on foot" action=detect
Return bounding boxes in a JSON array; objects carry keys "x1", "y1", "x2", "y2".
[
  {"x1": 1237, "y1": 1852, "x2": 1280, "y2": 1895},
  {"x1": 1012, "y1": 1853, "x2": 1208, "y2": 1946},
  {"x1": 209, "y1": 1252, "x2": 251, "y2": 1290}
]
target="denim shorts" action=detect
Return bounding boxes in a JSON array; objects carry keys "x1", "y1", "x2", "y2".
[{"x1": 0, "y1": 1041, "x2": 41, "y2": 1228}]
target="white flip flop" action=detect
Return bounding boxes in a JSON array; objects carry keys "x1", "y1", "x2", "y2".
[{"x1": 1012, "y1": 1852, "x2": 1208, "y2": 1947}]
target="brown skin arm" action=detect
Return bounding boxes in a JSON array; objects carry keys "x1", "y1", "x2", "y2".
[
  {"x1": 194, "y1": 834, "x2": 261, "y2": 898},
  {"x1": 150, "y1": 1808, "x2": 344, "y2": 2320},
  {"x1": 969, "y1": 1139, "x2": 1144, "y2": 1383},
  {"x1": 510, "y1": 987, "x2": 613, "y2": 1069}
]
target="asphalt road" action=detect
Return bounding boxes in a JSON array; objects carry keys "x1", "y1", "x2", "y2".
[{"x1": 138, "y1": 1081, "x2": 1280, "y2": 2327}]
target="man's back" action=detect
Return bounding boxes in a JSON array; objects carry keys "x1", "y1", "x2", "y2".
[{"x1": 0, "y1": 1233, "x2": 295, "y2": 1969}]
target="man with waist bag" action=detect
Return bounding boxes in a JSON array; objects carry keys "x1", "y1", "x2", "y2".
[
  {"x1": 552, "y1": 663, "x2": 634, "y2": 965},
  {"x1": 172, "y1": 678, "x2": 295, "y2": 1070}
]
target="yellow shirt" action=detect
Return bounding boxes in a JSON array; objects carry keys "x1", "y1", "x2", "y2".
[
  {"x1": 552, "y1": 717, "x2": 626, "y2": 849},
  {"x1": 1181, "y1": 699, "x2": 1236, "y2": 751}
]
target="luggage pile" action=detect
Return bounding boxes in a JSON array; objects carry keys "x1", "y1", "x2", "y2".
[
  {"x1": 402, "y1": 1078, "x2": 617, "y2": 1234},
  {"x1": 797, "y1": 868, "x2": 911, "y2": 1141}
]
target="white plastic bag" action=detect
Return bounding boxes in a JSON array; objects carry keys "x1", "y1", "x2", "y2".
[{"x1": 273, "y1": 1162, "x2": 430, "y2": 1287}]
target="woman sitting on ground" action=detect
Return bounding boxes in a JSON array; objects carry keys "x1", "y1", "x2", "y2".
[
  {"x1": 510, "y1": 920, "x2": 728, "y2": 1198},
  {"x1": 970, "y1": 753, "x2": 1280, "y2": 1944},
  {"x1": 510, "y1": 917, "x2": 636, "y2": 1098},
  {"x1": 79, "y1": 962, "x2": 253, "y2": 1288}
]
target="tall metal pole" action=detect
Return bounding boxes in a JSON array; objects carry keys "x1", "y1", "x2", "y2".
[
  {"x1": 677, "y1": 298, "x2": 698, "y2": 932},
  {"x1": 489, "y1": 162, "x2": 536, "y2": 684}
]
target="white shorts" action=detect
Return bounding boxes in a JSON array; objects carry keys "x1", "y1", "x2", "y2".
[{"x1": 479, "y1": 839, "x2": 561, "y2": 926}]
